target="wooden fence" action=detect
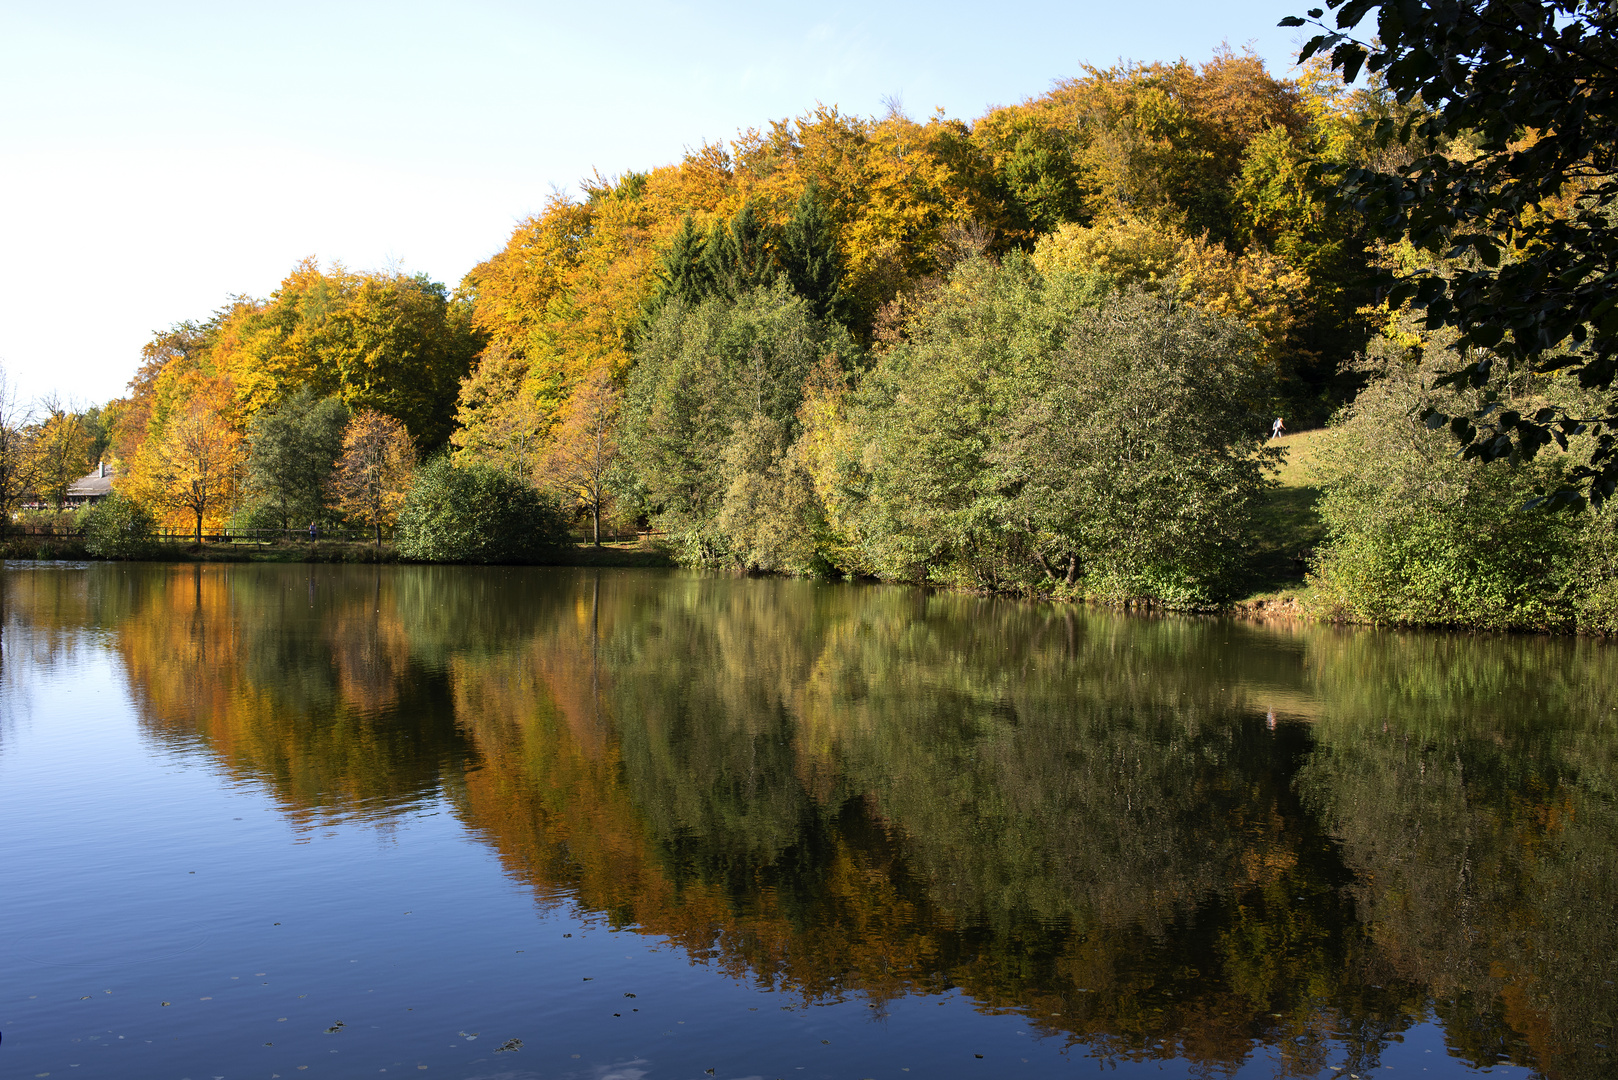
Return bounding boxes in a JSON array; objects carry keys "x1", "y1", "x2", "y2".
[{"x1": 6, "y1": 525, "x2": 389, "y2": 544}]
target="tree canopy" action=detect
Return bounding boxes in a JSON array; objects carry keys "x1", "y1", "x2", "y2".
[{"x1": 1284, "y1": 0, "x2": 1618, "y2": 505}]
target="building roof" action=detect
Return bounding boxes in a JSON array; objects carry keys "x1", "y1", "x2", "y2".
[{"x1": 66, "y1": 468, "x2": 115, "y2": 498}]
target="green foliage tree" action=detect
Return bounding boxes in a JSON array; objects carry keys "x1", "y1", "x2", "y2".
[
  {"x1": 1284, "y1": 0, "x2": 1618, "y2": 505},
  {"x1": 81, "y1": 492, "x2": 156, "y2": 559},
  {"x1": 997, "y1": 288, "x2": 1277, "y2": 604},
  {"x1": 968, "y1": 105, "x2": 1089, "y2": 241},
  {"x1": 621, "y1": 284, "x2": 844, "y2": 562},
  {"x1": 244, "y1": 387, "x2": 349, "y2": 529},
  {"x1": 1308, "y1": 327, "x2": 1613, "y2": 630},
  {"x1": 79, "y1": 404, "x2": 113, "y2": 467},
  {"x1": 396, "y1": 457, "x2": 569, "y2": 563},
  {"x1": 850, "y1": 256, "x2": 1273, "y2": 604}
]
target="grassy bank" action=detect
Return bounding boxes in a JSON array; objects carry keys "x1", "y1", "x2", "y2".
[
  {"x1": 1233, "y1": 429, "x2": 1329, "y2": 616},
  {"x1": 2, "y1": 535, "x2": 91, "y2": 560}
]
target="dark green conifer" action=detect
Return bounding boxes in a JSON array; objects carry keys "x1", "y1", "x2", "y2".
[
  {"x1": 780, "y1": 183, "x2": 845, "y2": 324},
  {"x1": 662, "y1": 215, "x2": 712, "y2": 307},
  {"x1": 698, "y1": 203, "x2": 777, "y2": 301},
  {"x1": 725, "y1": 203, "x2": 776, "y2": 296},
  {"x1": 698, "y1": 218, "x2": 734, "y2": 298}
]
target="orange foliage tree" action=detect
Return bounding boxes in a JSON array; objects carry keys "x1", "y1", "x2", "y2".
[{"x1": 328, "y1": 410, "x2": 415, "y2": 545}]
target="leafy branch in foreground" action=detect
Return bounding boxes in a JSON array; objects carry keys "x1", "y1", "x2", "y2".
[{"x1": 1282, "y1": 0, "x2": 1617, "y2": 506}]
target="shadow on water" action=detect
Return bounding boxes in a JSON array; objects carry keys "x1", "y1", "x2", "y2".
[{"x1": 5, "y1": 562, "x2": 1616, "y2": 1077}]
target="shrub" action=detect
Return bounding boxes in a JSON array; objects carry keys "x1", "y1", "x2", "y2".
[
  {"x1": 396, "y1": 458, "x2": 569, "y2": 563},
  {"x1": 81, "y1": 494, "x2": 156, "y2": 559},
  {"x1": 1309, "y1": 326, "x2": 1602, "y2": 631}
]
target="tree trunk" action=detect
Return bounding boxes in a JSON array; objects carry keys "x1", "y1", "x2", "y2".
[
  {"x1": 592, "y1": 500, "x2": 601, "y2": 547},
  {"x1": 195, "y1": 509, "x2": 203, "y2": 547},
  {"x1": 375, "y1": 521, "x2": 382, "y2": 548}
]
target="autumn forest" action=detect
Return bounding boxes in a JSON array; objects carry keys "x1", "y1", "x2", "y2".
[{"x1": 9, "y1": 27, "x2": 1618, "y2": 629}]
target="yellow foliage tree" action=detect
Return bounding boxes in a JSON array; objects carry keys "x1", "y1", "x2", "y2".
[
  {"x1": 213, "y1": 260, "x2": 479, "y2": 450},
  {"x1": 1175, "y1": 236, "x2": 1310, "y2": 365},
  {"x1": 1033, "y1": 214, "x2": 1310, "y2": 367},
  {"x1": 789, "y1": 353, "x2": 862, "y2": 571},
  {"x1": 539, "y1": 366, "x2": 622, "y2": 545},
  {"x1": 329, "y1": 410, "x2": 415, "y2": 545},
  {"x1": 1031, "y1": 216, "x2": 1186, "y2": 287},
  {"x1": 124, "y1": 387, "x2": 245, "y2": 544},
  {"x1": 31, "y1": 400, "x2": 93, "y2": 511},
  {"x1": 449, "y1": 345, "x2": 549, "y2": 477}
]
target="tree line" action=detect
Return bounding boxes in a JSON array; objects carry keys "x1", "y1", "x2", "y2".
[{"x1": 7, "y1": 5, "x2": 1615, "y2": 626}]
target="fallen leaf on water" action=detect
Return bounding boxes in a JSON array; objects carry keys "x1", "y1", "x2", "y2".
[
  {"x1": 496, "y1": 1039, "x2": 522, "y2": 1053},
  {"x1": 324, "y1": 1022, "x2": 345, "y2": 1034}
]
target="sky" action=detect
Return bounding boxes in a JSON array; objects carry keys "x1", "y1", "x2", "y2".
[{"x1": 0, "y1": 0, "x2": 1309, "y2": 409}]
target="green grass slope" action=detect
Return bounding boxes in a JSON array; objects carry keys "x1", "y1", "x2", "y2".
[{"x1": 1237, "y1": 429, "x2": 1329, "y2": 605}]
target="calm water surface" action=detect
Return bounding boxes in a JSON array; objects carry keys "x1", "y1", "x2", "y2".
[{"x1": 2, "y1": 562, "x2": 1614, "y2": 1080}]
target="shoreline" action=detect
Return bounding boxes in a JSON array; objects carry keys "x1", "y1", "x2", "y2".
[
  {"x1": 1, "y1": 536, "x2": 678, "y2": 569},
  {"x1": 6, "y1": 540, "x2": 1602, "y2": 636}
]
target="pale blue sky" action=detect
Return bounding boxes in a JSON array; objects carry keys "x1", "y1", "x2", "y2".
[{"x1": 0, "y1": 1, "x2": 1308, "y2": 407}]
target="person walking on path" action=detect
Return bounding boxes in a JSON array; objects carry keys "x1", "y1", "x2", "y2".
[{"x1": 1271, "y1": 417, "x2": 1286, "y2": 440}]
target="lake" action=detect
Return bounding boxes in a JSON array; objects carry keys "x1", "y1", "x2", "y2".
[{"x1": 2, "y1": 562, "x2": 1614, "y2": 1080}]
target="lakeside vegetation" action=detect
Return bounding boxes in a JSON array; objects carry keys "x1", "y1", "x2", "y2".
[{"x1": 3, "y1": 0, "x2": 1614, "y2": 631}]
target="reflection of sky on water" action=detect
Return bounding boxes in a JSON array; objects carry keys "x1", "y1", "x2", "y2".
[{"x1": 0, "y1": 562, "x2": 1609, "y2": 1079}]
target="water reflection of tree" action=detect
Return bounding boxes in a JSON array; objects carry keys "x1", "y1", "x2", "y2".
[
  {"x1": 1296, "y1": 630, "x2": 1618, "y2": 1079},
  {"x1": 31, "y1": 563, "x2": 1617, "y2": 1078},
  {"x1": 101, "y1": 564, "x2": 478, "y2": 820}
]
